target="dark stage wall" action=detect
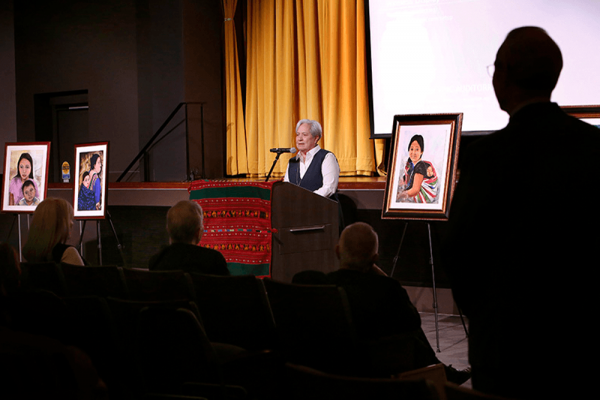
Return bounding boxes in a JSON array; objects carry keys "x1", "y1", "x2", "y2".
[{"x1": 2, "y1": 0, "x2": 225, "y2": 182}]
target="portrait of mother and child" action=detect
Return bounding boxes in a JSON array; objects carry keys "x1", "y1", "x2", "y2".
[{"x1": 77, "y1": 152, "x2": 103, "y2": 211}]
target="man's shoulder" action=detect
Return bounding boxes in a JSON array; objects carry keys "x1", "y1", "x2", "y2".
[
  {"x1": 327, "y1": 270, "x2": 411, "y2": 305},
  {"x1": 150, "y1": 242, "x2": 228, "y2": 274},
  {"x1": 193, "y1": 244, "x2": 227, "y2": 259},
  {"x1": 461, "y1": 103, "x2": 597, "y2": 163},
  {"x1": 158, "y1": 242, "x2": 222, "y2": 257},
  {"x1": 328, "y1": 269, "x2": 402, "y2": 287}
]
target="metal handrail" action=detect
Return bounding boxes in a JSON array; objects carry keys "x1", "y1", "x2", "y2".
[{"x1": 117, "y1": 102, "x2": 204, "y2": 182}]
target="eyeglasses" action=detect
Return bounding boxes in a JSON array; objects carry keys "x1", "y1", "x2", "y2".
[{"x1": 486, "y1": 64, "x2": 495, "y2": 78}]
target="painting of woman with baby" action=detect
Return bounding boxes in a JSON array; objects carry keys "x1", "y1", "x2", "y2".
[
  {"x1": 73, "y1": 142, "x2": 108, "y2": 218},
  {"x1": 1, "y1": 142, "x2": 50, "y2": 212},
  {"x1": 382, "y1": 114, "x2": 462, "y2": 221}
]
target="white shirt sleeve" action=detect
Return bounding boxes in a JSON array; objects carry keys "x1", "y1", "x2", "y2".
[
  {"x1": 283, "y1": 163, "x2": 290, "y2": 182},
  {"x1": 313, "y1": 152, "x2": 340, "y2": 198},
  {"x1": 61, "y1": 246, "x2": 85, "y2": 266}
]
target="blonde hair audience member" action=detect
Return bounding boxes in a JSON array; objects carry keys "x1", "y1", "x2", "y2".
[{"x1": 23, "y1": 198, "x2": 84, "y2": 265}]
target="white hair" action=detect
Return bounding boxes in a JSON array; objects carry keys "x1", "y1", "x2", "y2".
[{"x1": 296, "y1": 119, "x2": 322, "y2": 140}]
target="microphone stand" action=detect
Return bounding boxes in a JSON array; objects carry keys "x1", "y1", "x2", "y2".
[{"x1": 265, "y1": 152, "x2": 284, "y2": 182}]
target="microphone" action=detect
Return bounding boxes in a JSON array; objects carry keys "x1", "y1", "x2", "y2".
[{"x1": 270, "y1": 147, "x2": 297, "y2": 153}]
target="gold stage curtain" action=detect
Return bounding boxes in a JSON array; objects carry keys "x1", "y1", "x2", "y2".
[
  {"x1": 242, "y1": 0, "x2": 381, "y2": 178},
  {"x1": 223, "y1": 0, "x2": 249, "y2": 175}
]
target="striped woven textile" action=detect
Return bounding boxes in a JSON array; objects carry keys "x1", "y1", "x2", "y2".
[{"x1": 189, "y1": 180, "x2": 276, "y2": 277}]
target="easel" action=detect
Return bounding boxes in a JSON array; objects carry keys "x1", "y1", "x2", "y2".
[
  {"x1": 78, "y1": 210, "x2": 125, "y2": 266},
  {"x1": 390, "y1": 222, "x2": 442, "y2": 352},
  {"x1": 390, "y1": 221, "x2": 469, "y2": 353},
  {"x1": 6, "y1": 214, "x2": 31, "y2": 262}
]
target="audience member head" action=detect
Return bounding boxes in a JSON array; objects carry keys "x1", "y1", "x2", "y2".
[
  {"x1": 23, "y1": 198, "x2": 74, "y2": 263},
  {"x1": 166, "y1": 200, "x2": 204, "y2": 245},
  {"x1": 0, "y1": 242, "x2": 20, "y2": 296},
  {"x1": 493, "y1": 26, "x2": 563, "y2": 114},
  {"x1": 336, "y1": 222, "x2": 379, "y2": 273}
]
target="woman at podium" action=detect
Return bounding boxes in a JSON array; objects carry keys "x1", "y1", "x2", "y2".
[{"x1": 283, "y1": 119, "x2": 340, "y2": 198}]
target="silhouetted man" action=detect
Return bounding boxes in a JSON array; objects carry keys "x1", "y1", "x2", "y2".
[
  {"x1": 444, "y1": 27, "x2": 600, "y2": 399},
  {"x1": 149, "y1": 200, "x2": 229, "y2": 276}
]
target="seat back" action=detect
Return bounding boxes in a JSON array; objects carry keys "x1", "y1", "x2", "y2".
[
  {"x1": 62, "y1": 295, "x2": 139, "y2": 398},
  {"x1": 189, "y1": 273, "x2": 275, "y2": 350},
  {"x1": 263, "y1": 278, "x2": 364, "y2": 375},
  {"x1": 282, "y1": 363, "x2": 440, "y2": 400},
  {"x1": 105, "y1": 296, "x2": 203, "y2": 343},
  {"x1": 397, "y1": 363, "x2": 447, "y2": 398},
  {"x1": 61, "y1": 263, "x2": 128, "y2": 298},
  {"x1": 444, "y1": 382, "x2": 513, "y2": 400},
  {"x1": 134, "y1": 307, "x2": 221, "y2": 394},
  {"x1": 4, "y1": 289, "x2": 71, "y2": 342},
  {"x1": 122, "y1": 268, "x2": 195, "y2": 301},
  {"x1": 0, "y1": 344, "x2": 84, "y2": 399},
  {"x1": 20, "y1": 262, "x2": 67, "y2": 296}
]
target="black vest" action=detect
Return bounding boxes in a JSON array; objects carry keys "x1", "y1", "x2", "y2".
[{"x1": 288, "y1": 149, "x2": 330, "y2": 192}]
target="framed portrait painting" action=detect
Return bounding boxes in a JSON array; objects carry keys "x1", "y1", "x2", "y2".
[
  {"x1": 73, "y1": 142, "x2": 109, "y2": 219},
  {"x1": 382, "y1": 114, "x2": 462, "y2": 221},
  {"x1": 1, "y1": 142, "x2": 51, "y2": 213}
]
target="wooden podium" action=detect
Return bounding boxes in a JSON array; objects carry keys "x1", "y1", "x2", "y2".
[
  {"x1": 270, "y1": 182, "x2": 339, "y2": 282},
  {"x1": 190, "y1": 180, "x2": 339, "y2": 281}
]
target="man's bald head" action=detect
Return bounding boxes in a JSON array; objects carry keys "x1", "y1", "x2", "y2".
[
  {"x1": 336, "y1": 222, "x2": 379, "y2": 272},
  {"x1": 167, "y1": 200, "x2": 204, "y2": 244},
  {"x1": 493, "y1": 27, "x2": 563, "y2": 112}
]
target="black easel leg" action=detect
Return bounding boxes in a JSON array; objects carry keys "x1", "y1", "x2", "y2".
[
  {"x1": 390, "y1": 223, "x2": 408, "y2": 278},
  {"x1": 106, "y1": 210, "x2": 126, "y2": 267},
  {"x1": 458, "y1": 308, "x2": 469, "y2": 338},
  {"x1": 427, "y1": 223, "x2": 440, "y2": 352},
  {"x1": 97, "y1": 221, "x2": 102, "y2": 266},
  {"x1": 79, "y1": 220, "x2": 87, "y2": 256},
  {"x1": 17, "y1": 214, "x2": 22, "y2": 262},
  {"x1": 5, "y1": 214, "x2": 17, "y2": 243}
]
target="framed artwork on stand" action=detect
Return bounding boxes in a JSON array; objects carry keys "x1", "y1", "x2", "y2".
[
  {"x1": 1, "y1": 142, "x2": 51, "y2": 213},
  {"x1": 73, "y1": 142, "x2": 109, "y2": 219},
  {"x1": 382, "y1": 113, "x2": 462, "y2": 221}
]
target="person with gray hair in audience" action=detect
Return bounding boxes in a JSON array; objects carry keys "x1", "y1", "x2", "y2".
[
  {"x1": 295, "y1": 222, "x2": 470, "y2": 384},
  {"x1": 149, "y1": 200, "x2": 229, "y2": 275}
]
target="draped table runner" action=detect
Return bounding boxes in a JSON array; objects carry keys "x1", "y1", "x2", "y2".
[{"x1": 189, "y1": 180, "x2": 276, "y2": 277}]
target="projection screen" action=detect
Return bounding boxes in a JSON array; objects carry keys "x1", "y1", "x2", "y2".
[{"x1": 367, "y1": 0, "x2": 600, "y2": 136}]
